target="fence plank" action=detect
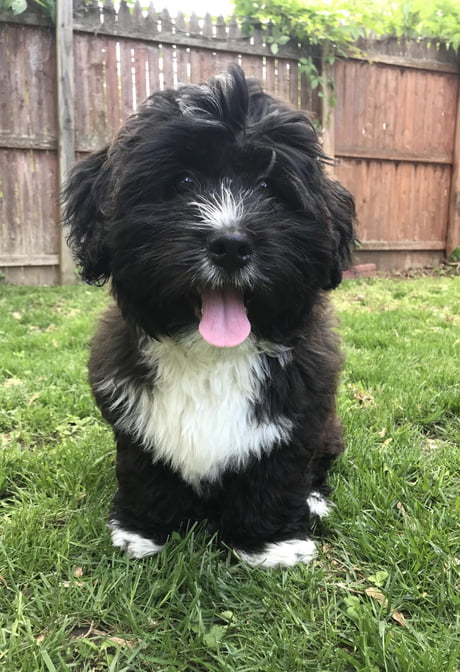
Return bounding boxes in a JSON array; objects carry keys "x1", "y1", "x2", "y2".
[
  {"x1": 176, "y1": 45, "x2": 190, "y2": 86},
  {"x1": 56, "y1": 0, "x2": 76, "y2": 284},
  {"x1": 321, "y1": 46, "x2": 335, "y2": 161},
  {"x1": 146, "y1": 43, "x2": 161, "y2": 95},
  {"x1": 288, "y1": 59, "x2": 299, "y2": 109},
  {"x1": 161, "y1": 43, "x2": 175, "y2": 89},
  {"x1": 336, "y1": 159, "x2": 451, "y2": 245},
  {"x1": 74, "y1": 34, "x2": 91, "y2": 146},
  {"x1": 277, "y1": 59, "x2": 290, "y2": 102},
  {"x1": 119, "y1": 40, "x2": 135, "y2": 118},
  {"x1": 89, "y1": 35, "x2": 108, "y2": 140},
  {"x1": 0, "y1": 149, "x2": 59, "y2": 259},
  {"x1": 188, "y1": 46, "x2": 202, "y2": 83},
  {"x1": 335, "y1": 61, "x2": 458, "y2": 162},
  {"x1": 133, "y1": 44, "x2": 148, "y2": 108},
  {"x1": 446, "y1": 80, "x2": 460, "y2": 256},
  {"x1": 0, "y1": 24, "x2": 57, "y2": 142},
  {"x1": 239, "y1": 53, "x2": 264, "y2": 82},
  {"x1": 265, "y1": 57, "x2": 276, "y2": 97},
  {"x1": 212, "y1": 50, "x2": 238, "y2": 76},
  {"x1": 104, "y1": 36, "x2": 123, "y2": 133},
  {"x1": 194, "y1": 48, "x2": 216, "y2": 82}
]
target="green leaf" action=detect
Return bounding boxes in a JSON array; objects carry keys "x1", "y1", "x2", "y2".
[
  {"x1": 203, "y1": 625, "x2": 227, "y2": 649},
  {"x1": 219, "y1": 610, "x2": 234, "y2": 623},
  {"x1": 346, "y1": 606, "x2": 360, "y2": 620},
  {"x1": 344, "y1": 595, "x2": 361, "y2": 619},
  {"x1": 277, "y1": 34, "x2": 291, "y2": 44},
  {"x1": 10, "y1": 0, "x2": 27, "y2": 14},
  {"x1": 368, "y1": 570, "x2": 389, "y2": 587}
]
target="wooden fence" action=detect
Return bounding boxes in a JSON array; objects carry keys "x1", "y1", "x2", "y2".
[
  {"x1": 334, "y1": 40, "x2": 460, "y2": 271},
  {"x1": 0, "y1": 2, "x2": 459, "y2": 284}
]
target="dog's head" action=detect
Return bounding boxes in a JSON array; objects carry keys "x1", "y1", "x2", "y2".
[{"x1": 63, "y1": 65, "x2": 355, "y2": 344}]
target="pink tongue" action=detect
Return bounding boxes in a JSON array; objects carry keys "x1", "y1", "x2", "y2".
[{"x1": 199, "y1": 288, "x2": 251, "y2": 347}]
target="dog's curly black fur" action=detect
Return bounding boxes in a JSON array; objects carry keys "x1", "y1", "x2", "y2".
[{"x1": 64, "y1": 65, "x2": 356, "y2": 567}]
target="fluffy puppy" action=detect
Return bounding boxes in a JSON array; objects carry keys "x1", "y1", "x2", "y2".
[{"x1": 64, "y1": 65, "x2": 356, "y2": 568}]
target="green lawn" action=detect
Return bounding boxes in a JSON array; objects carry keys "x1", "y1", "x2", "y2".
[{"x1": 0, "y1": 276, "x2": 459, "y2": 672}]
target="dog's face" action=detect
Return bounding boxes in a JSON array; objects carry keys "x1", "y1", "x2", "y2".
[{"x1": 64, "y1": 65, "x2": 355, "y2": 344}]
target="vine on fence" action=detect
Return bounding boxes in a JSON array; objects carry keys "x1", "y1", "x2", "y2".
[
  {"x1": 235, "y1": 0, "x2": 460, "y2": 51},
  {"x1": 0, "y1": 0, "x2": 55, "y2": 21},
  {"x1": 235, "y1": 0, "x2": 459, "y2": 107}
]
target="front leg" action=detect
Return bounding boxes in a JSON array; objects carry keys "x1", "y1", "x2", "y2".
[
  {"x1": 216, "y1": 443, "x2": 320, "y2": 568},
  {"x1": 110, "y1": 433, "x2": 203, "y2": 558}
]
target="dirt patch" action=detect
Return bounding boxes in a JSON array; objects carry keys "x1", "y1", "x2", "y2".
[
  {"x1": 383, "y1": 263, "x2": 460, "y2": 279},
  {"x1": 345, "y1": 262, "x2": 460, "y2": 280}
]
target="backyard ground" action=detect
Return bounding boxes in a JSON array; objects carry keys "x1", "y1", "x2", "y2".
[{"x1": 0, "y1": 274, "x2": 459, "y2": 672}]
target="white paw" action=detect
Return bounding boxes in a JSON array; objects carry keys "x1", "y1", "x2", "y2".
[
  {"x1": 236, "y1": 538, "x2": 316, "y2": 568},
  {"x1": 109, "y1": 521, "x2": 164, "y2": 559},
  {"x1": 307, "y1": 491, "x2": 333, "y2": 519}
]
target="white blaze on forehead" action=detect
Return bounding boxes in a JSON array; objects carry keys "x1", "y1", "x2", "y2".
[{"x1": 191, "y1": 182, "x2": 246, "y2": 229}]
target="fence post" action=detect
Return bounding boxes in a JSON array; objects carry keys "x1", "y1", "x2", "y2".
[
  {"x1": 321, "y1": 41, "x2": 335, "y2": 165},
  {"x1": 446, "y1": 82, "x2": 460, "y2": 259},
  {"x1": 56, "y1": 0, "x2": 76, "y2": 283}
]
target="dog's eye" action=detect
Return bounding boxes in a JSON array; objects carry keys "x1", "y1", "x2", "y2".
[
  {"x1": 257, "y1": 179, "x2": 270, "y2": 191},
  {"x1": 176, "y1": 175, "x2": 196, "y2": 193}
]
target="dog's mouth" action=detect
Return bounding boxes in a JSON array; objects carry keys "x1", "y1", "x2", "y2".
[{"x1": 194, "y1": 287, "x2": 251, "y2": 348}]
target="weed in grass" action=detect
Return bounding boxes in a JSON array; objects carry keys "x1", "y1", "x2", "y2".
[{"x1": 0, "y1": 278, "x2": 459, "y2": 671}]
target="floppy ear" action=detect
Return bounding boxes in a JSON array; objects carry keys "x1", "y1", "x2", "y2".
[
  {"x1": 323, "y1": 177, "x2": 357, "y2": 290},
  {"x1": 62, "y1": 146, "x2": 112, "y2": 285}
]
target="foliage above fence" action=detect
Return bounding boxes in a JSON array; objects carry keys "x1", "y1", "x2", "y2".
[
  {"x1": 235, "y1": 0, "x2": 460, "y2": 51},
  {"x1": 0, "y1": 0, "x2": 55, "y2": 21}
]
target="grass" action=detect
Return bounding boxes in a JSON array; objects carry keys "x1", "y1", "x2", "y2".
[{"x1": 0, "y1": 275, "x2": 459, "y2": 672}]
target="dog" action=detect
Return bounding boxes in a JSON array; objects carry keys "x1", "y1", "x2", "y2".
[{"x1": 63, "y1": 64, "x2": 356, "y2": 568}]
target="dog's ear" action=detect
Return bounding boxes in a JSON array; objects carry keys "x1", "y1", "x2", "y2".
[
  {"x1": 323, "y1": 177, "x2": 357, "y2": 290},
  {"x1": 62, "y1": 146, "x2": 112, "y2": 285}
]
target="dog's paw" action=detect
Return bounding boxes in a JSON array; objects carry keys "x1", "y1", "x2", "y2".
[
  {"x1": 307, "y1": 491, "x2": 333, "y2": 519},
  {"x1": 109, "y1": 521, "x2": 164, "y2": 559},
  {"x1": 236, "y1": 538, "x2": 316, "y2": 568}
]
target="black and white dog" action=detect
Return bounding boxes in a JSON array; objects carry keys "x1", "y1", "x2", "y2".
[{"x1": 64, "y1": 65, "x2": 356, "y2": 567}]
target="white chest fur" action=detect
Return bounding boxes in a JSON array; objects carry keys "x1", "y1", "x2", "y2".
[{"x1": 101, "y1": 334, "x2": 293, "y2": 487}]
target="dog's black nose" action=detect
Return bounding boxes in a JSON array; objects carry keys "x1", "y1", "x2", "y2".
[{"x1": 207, "y1": 230, "x2": 253, "y2": 271}]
